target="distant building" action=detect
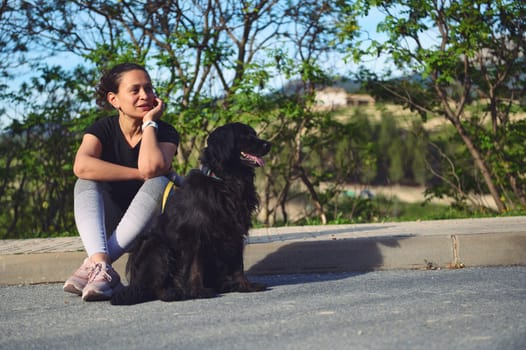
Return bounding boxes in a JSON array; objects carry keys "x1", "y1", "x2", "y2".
[
  {"x1": 314, "y1": 87, "x2": 375, "y2": 110},
  {"x1": 347, "y1": 94, "x2": 376, "y2": 106},
  {"x1": 315, "y1": 87, "x2": 349, "y2": 109}
]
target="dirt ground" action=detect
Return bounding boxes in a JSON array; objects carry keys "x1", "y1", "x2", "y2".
[{"x1": 257, "y1": 184, "x2": 497, "y2": 224}]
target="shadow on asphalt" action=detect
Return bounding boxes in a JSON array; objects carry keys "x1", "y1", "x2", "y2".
[
  {"x1": 248, "y1": 271, "x2": 365, "y2": 288},
  {"x1": 246, "y1": 235, "x2": 414, "y2": 286}
]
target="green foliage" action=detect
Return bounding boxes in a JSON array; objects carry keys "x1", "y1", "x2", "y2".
[
  {"x1": 1, "y1": 0, "x2": 524, "y2": 238},
  {"x1": 0, "y1": 65, "x2": 94, "y2": 238},
  {"x1": 346, "y1": 0, "x2": 526, "y2": 213},
  {"x1": 298, "y1": 193, "x2": 524, "y2": 226},
  {"x1": 1, "y1": 0, "x2": 365, "y2": 236},
  {"x1": 84, "y1": 41, "x2": 147, "y2": 72}
]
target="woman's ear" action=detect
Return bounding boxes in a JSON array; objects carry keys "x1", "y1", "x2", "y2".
[{"x1": 107, "y1": 92, "x2": 119, "y2": 109}]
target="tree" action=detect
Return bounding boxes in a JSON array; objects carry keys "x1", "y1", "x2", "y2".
[
  {"x1": 1, "y1": 0, "x2": 362, "y2": 235},
  {"x1": 347, "y1": 0, "x2": 526, "y2": 212},
  {"x1": 0, "y1": 0, "x2": 28, "y2": 79},
  {"x1": 0, "y1": 65, "x2": 93, "y2": 238}
]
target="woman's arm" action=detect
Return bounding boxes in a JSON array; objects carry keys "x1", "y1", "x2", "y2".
[
  {"x1": 138, "y1": 127, "x2": 177, "y2": 180},
  {"x1": 73, "y1": 134, "x2": 142, "y2": 181},
  {"x1": 137, "y1": 98, "x2": 178, "y2": 179}
]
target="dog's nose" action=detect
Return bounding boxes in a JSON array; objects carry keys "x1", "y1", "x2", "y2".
[{"x1": 262, "y1": 141, "x2": 272, "y2": 153}]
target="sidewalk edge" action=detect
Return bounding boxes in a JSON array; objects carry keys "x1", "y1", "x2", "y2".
[{"x1": 1, "y1": 232, "x2": 525, "y2": 286}]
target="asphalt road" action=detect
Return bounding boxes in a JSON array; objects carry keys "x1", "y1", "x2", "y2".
[{"x1": 1, "y1": 267, "x2": 525, "y2": 350}]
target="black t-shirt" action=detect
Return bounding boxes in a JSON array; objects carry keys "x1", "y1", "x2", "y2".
[{"x1": 84, "y1": 116, "x2": 180, "y2": 210}]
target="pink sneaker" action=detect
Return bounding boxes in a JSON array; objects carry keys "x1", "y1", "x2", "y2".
[
  {"x1": 63, "y1": 257, "x2": 94, "y2": 295},
  {"x1": 82, "y1": 262, "x2": 122, "y2": 301}
]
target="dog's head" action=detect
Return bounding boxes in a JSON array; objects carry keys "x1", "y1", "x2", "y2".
[{"x1": 201, "y1": 122, "x2": 271, "y2": 177}]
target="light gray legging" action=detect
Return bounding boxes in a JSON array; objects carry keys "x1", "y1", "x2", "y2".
[{"x1": 74, "y1": 176, "x2": 169, "y2": 262}]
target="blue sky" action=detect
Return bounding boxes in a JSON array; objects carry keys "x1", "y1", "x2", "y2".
[{"x1": 1, "y1": 7, "x2": 395, "y2": 127}]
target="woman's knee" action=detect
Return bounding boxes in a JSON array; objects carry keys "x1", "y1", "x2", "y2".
[
  {"x1": 74, "y1": 178, "x2": 101, "y2": 195},
  {"x1": 141, "y1": 176, "x2": 170, "y2": 197}
]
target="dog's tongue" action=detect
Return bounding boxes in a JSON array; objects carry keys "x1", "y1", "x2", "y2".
[
  {"x1": 241, "y1": 152, "x2": 265, "y2": 167},
  {"x1": 253, "y1": 156, "x2": 265, "y2": 167}
]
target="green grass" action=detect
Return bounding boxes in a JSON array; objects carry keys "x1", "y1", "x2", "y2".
[{"x1": 281, "y1": 195, "x2": 525, "y2": 227}]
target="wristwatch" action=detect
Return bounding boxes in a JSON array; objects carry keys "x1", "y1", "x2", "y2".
[{"x1": 142, "y1": 120, "x2": 158, "y2": 131}]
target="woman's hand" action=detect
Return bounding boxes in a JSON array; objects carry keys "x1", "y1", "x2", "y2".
[
  {"x1": 143, "y1": 97, "x2": 164, "y2": 122},
  {"x1": 138, "y1": 96, "x2": 177, "y2": 179}
]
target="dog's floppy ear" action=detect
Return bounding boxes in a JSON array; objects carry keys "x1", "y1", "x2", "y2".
[{"x1": 202, "y1": 124, "x2": 236, "y2": 171}]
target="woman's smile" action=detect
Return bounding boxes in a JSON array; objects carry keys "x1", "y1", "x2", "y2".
[{"x1": 136, "y1": 103, "x2": 152, "y2": 111}]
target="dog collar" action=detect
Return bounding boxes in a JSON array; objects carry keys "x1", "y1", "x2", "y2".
[
  {"x1": 161, "y1": 181, "x2": 176, "y2": 214},
  {"x1": 200, "y1": 165, "x2": 222, "y2": 181}
]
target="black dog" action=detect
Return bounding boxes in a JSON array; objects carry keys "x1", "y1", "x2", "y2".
[{"x1": 111, "y1": 123, "x2": 271, "y2": 305}]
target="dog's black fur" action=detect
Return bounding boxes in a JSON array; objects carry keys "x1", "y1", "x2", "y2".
[{"x1": 111, "y1": 123, "x2": 271, "y2": 305}]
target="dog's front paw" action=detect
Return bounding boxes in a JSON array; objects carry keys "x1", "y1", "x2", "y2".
[
  {"x1": 239, "y1": 281, "x2": 267, "y2": 293},
  {"x1": 220, "y1": 279, "x2": 267, "y2": 293},
  {"x1": 196, "y1": 287, "x2": 217, "y2": 299},
  {"x1": 158, "y1": 287, "x2": 186, "y2": 302}
]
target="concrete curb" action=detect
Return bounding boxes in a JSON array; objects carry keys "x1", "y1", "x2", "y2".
[{"x1": 1, "y1": 217, "x2": 526, "y2": 285}]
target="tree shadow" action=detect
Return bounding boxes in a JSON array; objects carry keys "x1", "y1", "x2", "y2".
[{"x1": 246, "y1": 233, "x2": 414, "y2": 287}]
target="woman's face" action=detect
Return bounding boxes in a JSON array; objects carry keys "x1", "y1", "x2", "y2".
[{"x1": 108, "y1": 69, "x2": 156, "y2": 119}]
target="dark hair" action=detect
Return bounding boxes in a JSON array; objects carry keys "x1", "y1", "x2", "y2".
[{"x1": 95, "y1": 63, "x2": 150, "y2": 110}]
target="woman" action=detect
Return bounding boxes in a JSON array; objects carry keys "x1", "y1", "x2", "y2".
[{"x1": 63, "y1": 63, "x2": 180, "y2": 301}]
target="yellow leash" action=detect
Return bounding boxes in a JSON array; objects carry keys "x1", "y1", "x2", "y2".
[{"x1": 161, "y1": 181, "x2": 176, "y2": 214}]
